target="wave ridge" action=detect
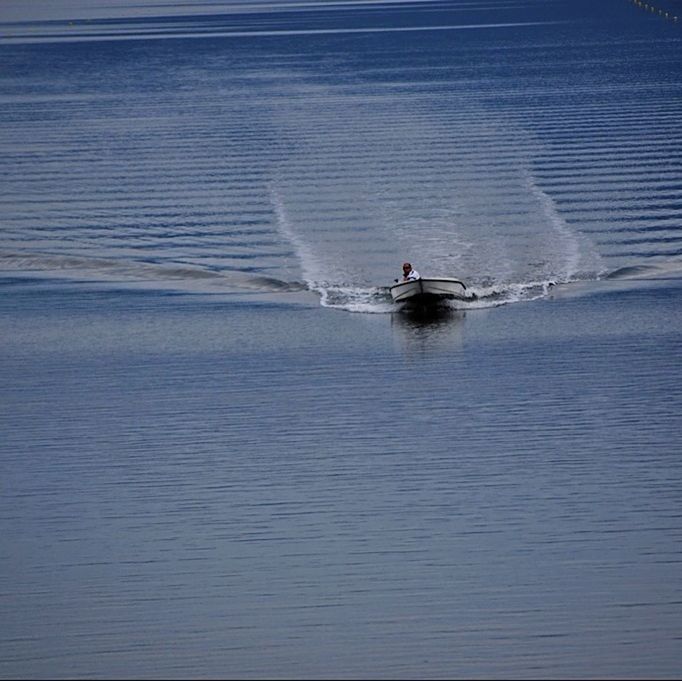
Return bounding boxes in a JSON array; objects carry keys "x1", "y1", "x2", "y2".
[{"x1": 0, "y1": 251, "x2": 306, "y2": 293}]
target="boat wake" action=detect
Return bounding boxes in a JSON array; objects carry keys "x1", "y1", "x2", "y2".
[
  {"x1": 301, "y1": 259, "x2": 682, "y2": 313},
  {"x1": 303, "y1": 279, "x2": 562, "y2": 313},
  {"x1": 605, "y1": 262, "x2": 682, "y2": 281},
  {"x1": 0, "y1": 251, "x2": 307, "y2": 294},
  {"x1": 270, "y1": 179, "x2": 595, "y2": 312}
]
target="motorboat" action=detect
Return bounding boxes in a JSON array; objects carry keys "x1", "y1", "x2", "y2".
[{"x1": 389, "y1": 277, "x2": 472, "y2": 306}]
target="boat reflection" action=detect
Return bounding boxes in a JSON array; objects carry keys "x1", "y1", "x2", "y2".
[{"x1": 390, "y1": 304, "x2": 466, "y2": 355}]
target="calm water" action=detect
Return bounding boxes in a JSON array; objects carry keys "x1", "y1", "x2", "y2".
[{"x1": 1, "y1": 0, "x2": 681, "y2": 678}]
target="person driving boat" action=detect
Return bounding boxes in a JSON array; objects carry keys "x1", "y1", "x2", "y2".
[{"x1": 401, "y1": 262, "x2": 420, "y2": 281}]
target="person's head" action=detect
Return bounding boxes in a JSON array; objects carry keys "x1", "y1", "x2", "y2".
[{"x1": 402, "y1": 262, "x2": 412, "y2": 274}]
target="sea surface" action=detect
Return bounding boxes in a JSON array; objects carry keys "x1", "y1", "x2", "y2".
[{"x1": 1, "y1": 0, "x2": 681, "y2": 678}]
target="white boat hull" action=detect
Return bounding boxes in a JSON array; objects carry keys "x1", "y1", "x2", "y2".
[{"x1": 389, "y1": 277, "x2": 469, "y2": 305}]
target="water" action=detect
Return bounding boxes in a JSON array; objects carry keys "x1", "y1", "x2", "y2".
[{"x1": 1, "y1": 1, "x2": 681, "y2": 678}]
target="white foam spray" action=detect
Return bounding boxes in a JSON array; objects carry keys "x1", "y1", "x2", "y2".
[{"x1": 271, "y1": 184, "x2": 394, "y2": 311}]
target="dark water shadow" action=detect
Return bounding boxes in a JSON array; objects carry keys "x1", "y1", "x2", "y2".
[{"x1": 390, "y1": 305, "x2": 466, "y2": 355}]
